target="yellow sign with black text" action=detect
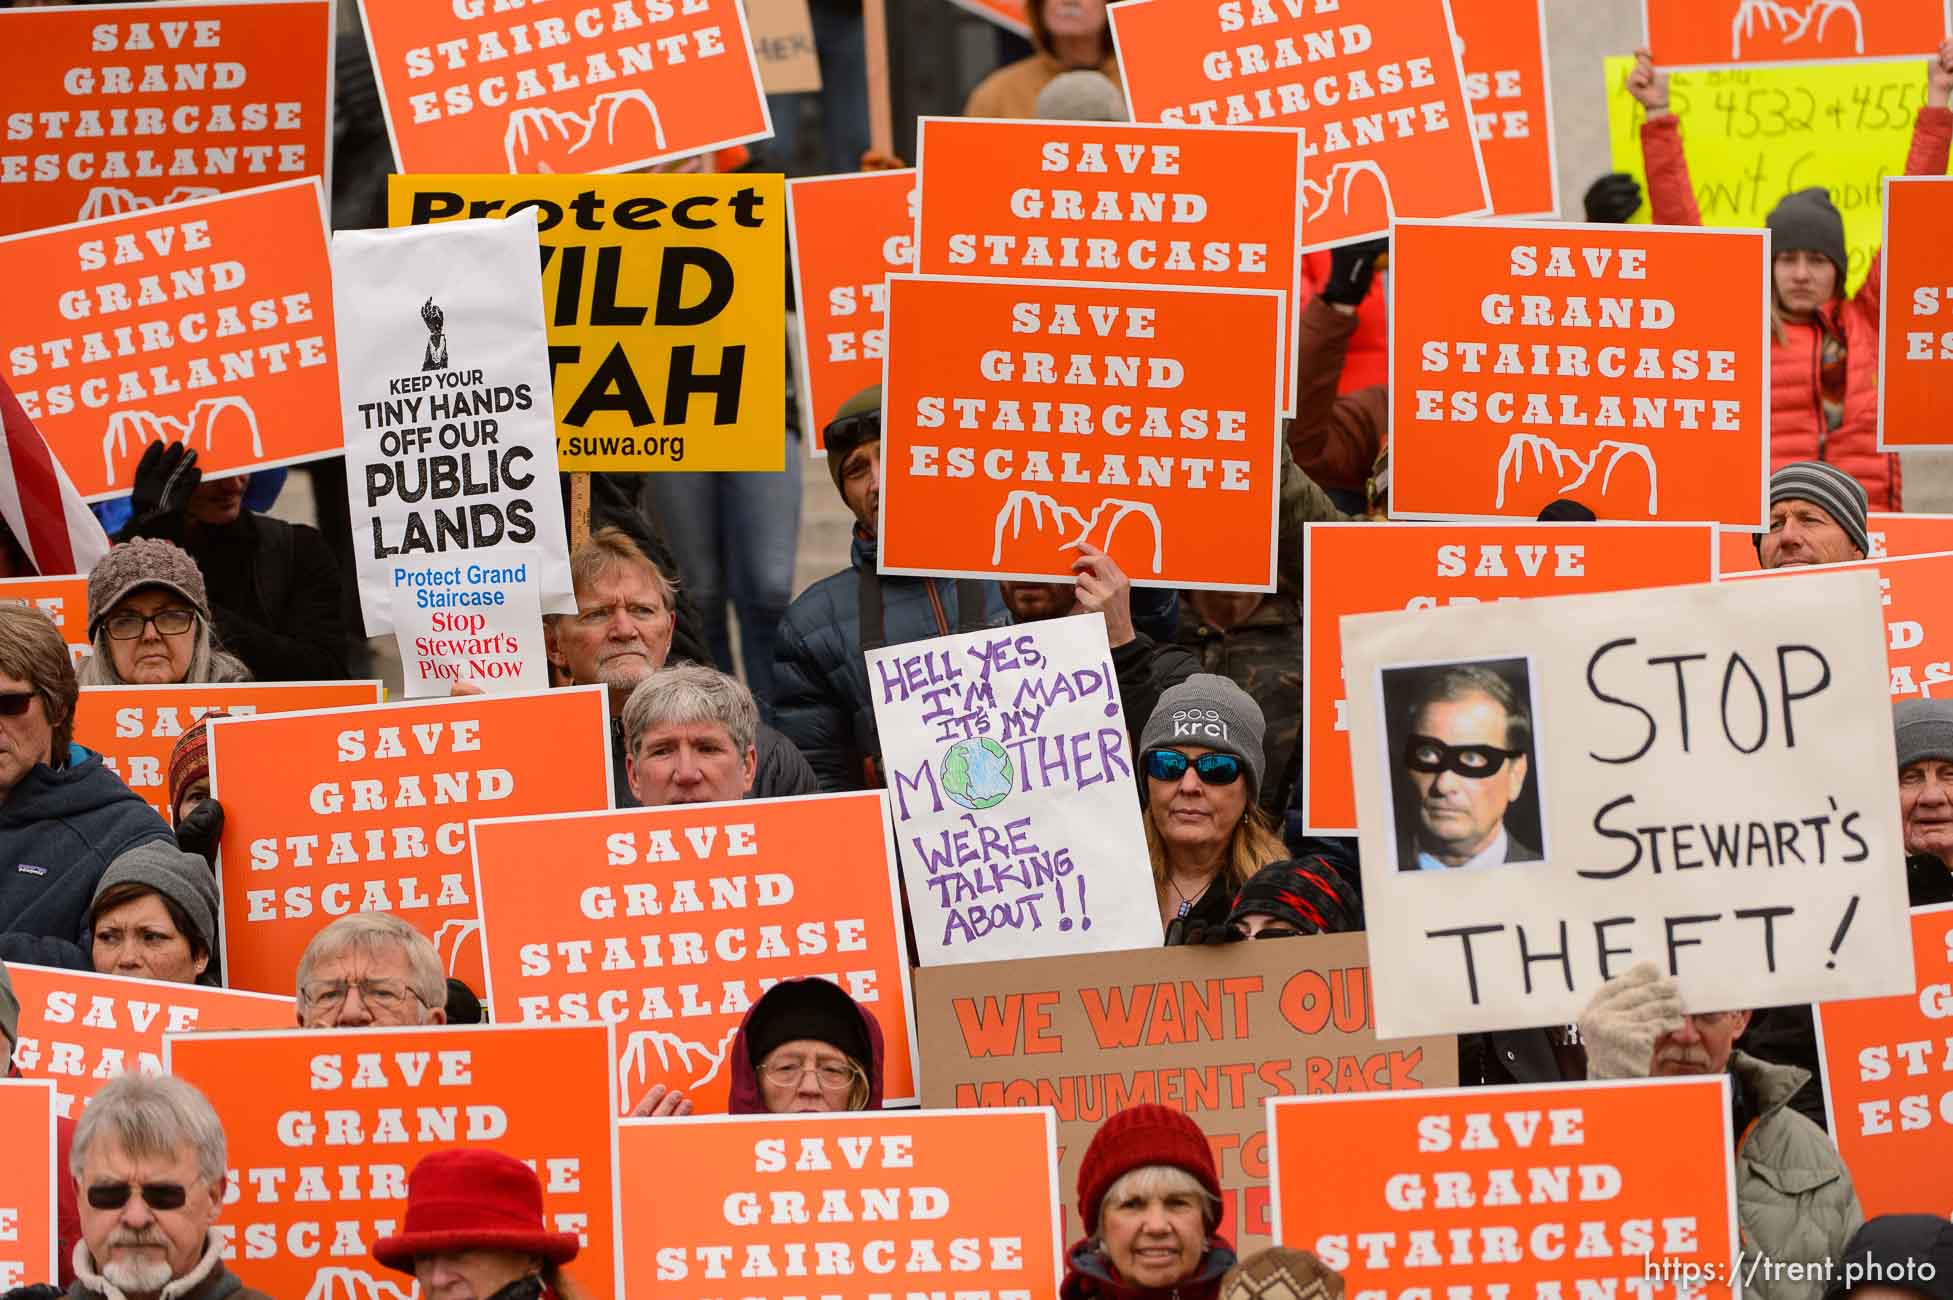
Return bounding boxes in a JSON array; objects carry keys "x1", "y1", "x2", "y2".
[{"x1": 389, "y1": 175, "x2": 786, "y2": 471}]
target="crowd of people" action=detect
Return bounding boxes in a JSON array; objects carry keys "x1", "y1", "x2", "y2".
[{"x1": 2, "y1": 0, "x2": 1952, "y2": 1296}]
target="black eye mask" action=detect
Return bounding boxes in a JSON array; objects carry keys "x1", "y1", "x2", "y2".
[{"x1": 1403, "y1": 734, "x2": 1523, "y2": 779}]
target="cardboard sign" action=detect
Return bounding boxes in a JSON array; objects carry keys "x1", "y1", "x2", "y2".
[
  {"x1": 915, "y1": 118, "x2": 1304, "y2": 413},
  {"x1": 1645, "y1": 0, "x2": 1948, "y2": 69},
  {"x1": 749, "y1": 0, "x2": 822, "y2": 94},
  {"x1": 1303, "y1": 522, "x2": 1719, "y2": 836},
  {"x1": 1880, "y1": 175, "x2": 1953, "y2": 448},
  {"x1": 1718, "y1": 512, "x2": 1953, "y2": 573},
  {"x1": 1344, "y1": 570, "x2": 1914, "y2": 1039},
  {"x1": 206, "y1": 686, "x2": 613, "y2": 997},
  {"x1": 787, "y1": 170, "x2": 915, "y2": 454},
  {"x1": 914, "y1": 933, "x2": 1459, "y2": 1253},
  {"x1": 1388, "y1": 220, "x2": 1770, "y2": 526},
  {"x1": 0, "y1": 1079, "x2": 57, "y2": 1293},
  {"x1": 879, "y1": 274, "x2": 1283, "y2": 591},
  {"x1": 1455, "y1": 0, "x2": 1560, "y2": 217},
  {"x1": 1814, "y1": 903, "x2": 1953, "y2": 1215},
  {"x1": 0, "y1": 575, "x2": 90, "y2": 661},
  {"x1": 391, "y1": 550, "x2": 549, "y2": 696},
  {"x1": 1269, "y1": 1079, "x2": 1739, "y2": 1295},
  {"x1": 470, "y1": 791, "x2": 919, "y2": 1114},
  {"x1": 390, "y1": 174, "x2": 788, "y2": 473},
  {"x1": 1108, "y1": 0, "x2": 1489, "y2": 249},
  {"x1": 1604, "y1": 56, "x2": 1926, "y2": 293},
  {"x1": 867, "y1": 616, "x2": 1162, "y2": 964},
  {"x1": 166, "y1": 1022, "x2": 621, "y2": 1300},
  {"x1": 3, "y1": 963, "x2": 294, "y2": 1119},
  {"x1": 617, "y1": 1109, "x2": 1062, "y2": 1297},
  {"x1": 1725, "y1": 550, "x2": 1953, "y2": 699},
  {"x1": 0, "y1": 179, "x2": 340, "y2": 503},
  {"x1": 332, "y1": 211, "x2": 574, "y2": 636},
  {"x1": 357, "y1": 0, "x2": 770, "y2": 175},
  {"x1": 0, "y1": 0, "x2": 334, "y2": 237},
  {"x1": 72, "y1": 680, "x2": 383, "y2": 815},
  {"x1": 945, "y1": 0, "x2": 1030, "y2": 35}
]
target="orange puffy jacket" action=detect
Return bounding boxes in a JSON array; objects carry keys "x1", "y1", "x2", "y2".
[{"x1": 1639, "y1": 108, "x2": 1953, "y2": 510}]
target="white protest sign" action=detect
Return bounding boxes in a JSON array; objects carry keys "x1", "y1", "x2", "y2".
[
  {"x1": 392, "y1": 548, "x2": 550, "y2": 696},
  {"x1": 1343, "y1": 571, "x2": 1914, "y2": 1039},
  {"x1": 332, "y1": 210, "x2": 573, "y2": 637},
  {"x1": 866, "y1": 613, "x2": 1162, "y2": 964}
]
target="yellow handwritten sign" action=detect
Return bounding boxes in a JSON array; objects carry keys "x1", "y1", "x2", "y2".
[{"x1": 1605, "y1": 55, "x2": 1951, "y2": 292}]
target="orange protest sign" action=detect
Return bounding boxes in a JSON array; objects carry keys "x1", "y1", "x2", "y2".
[
  {"x1": 0, "y1": 179, "x2": 340, "y2": 503},
  {"x1": 358, "y1": 0, "x2": 770, "y2": 175},
  {"x1": 73, "y1": 680, "x2": 383, "y2": 816},
  {"x1": 470, "y1": 791, "x2": 918, "y2": 1114},
  {"x1": 786, "y1": 170, "x2": 915, "y2": 454},
  {"x1": 617, "y1": 1109, "x2": 1062, "y2": 1295},
  {"x1": 166, "y1": 1022, "x2": 622, "y2": 1300},
  {"x1": 1302, "y1": 521, "x2": 1718, "y2": 835},
  {"x1": 946, "y1": 0, "x2": 1030, "y2": 35},
  {"x1": 1456, "y1": 0, "x2": 1560, "y2": 217},
  {"x1": 1270, "y1": 1079, "x2": 1739, "y2": 1294},
  {"x1": 1108, "y1": 0, "x2": 1488, "y2": 248},
  {"x1": 1389, "y1": 219, "x2": 1771, "y2": 526},
  {"x1": 1646, "y1": 0, "x2": 1948, "y2": 70},
  {"x1": 0, "y1": 1080, "x2": 56, "y2": 1294},
  {"x1": 0, "y1": 575, "x2": 90, "y2": 660},
  {"x1": 1725, "y1": 549, "x2": 1953, "y2": 698},
  {"x1": 3, "y1": 963, "x2": 294, "y2": 1120},
  {"x1": 206, "y1": 686, "x2": 613, "y2": 998},
  {"x1": 1815, "y1": 903, "x2": 1953, "y2": 1215},
  {"x1": 915, "y1": 118, "x2": 1304, "y2": 413},
  {"x1": 0, "y1": 0, "x2": 333, "y2": 237},
  {"x1": 879, "y1": 274, "x2": 1283, "y2": 590},
  {"x1": 1718, "y1": 511, "x2": 1953, "y2": 573},
  {"x1": 1880, "y1": 176, "x2": 1953, "y2": 448}
]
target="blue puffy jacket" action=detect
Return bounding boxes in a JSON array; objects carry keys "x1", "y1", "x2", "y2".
[{"x1": 0, "y1": 744, "x2": 174, "y2": 944}]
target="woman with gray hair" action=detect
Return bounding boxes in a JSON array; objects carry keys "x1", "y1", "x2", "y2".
[{"x1": 77, "y1": 538, "x2": 249, "y2": 686}]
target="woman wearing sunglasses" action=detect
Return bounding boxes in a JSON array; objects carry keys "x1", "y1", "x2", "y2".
[
  {"x1": 76, "y1": 538, "x2": 248, "y2": 687},
  {"x1": 1137, "y1": 675, "x2": 1288, "y2": 945}
]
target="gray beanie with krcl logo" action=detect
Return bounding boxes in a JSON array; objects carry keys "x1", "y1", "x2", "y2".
[{"x1": 1138, "y1": 673, "x2": 1267, "y2": 795}]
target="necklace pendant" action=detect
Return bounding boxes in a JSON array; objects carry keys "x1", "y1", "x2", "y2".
[{"x1": 1175, "y1": 900, "x2": 1191, "y2": 918}]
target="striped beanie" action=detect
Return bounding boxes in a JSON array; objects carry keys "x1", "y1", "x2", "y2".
[{"x1": 1768, "y1": 461, "x2": 1868, "y2": 558}]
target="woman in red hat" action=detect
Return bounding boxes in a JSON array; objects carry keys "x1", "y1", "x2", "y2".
[
  {"x1": 1063, "y1": 1104, "x2": 1237, "y2": 1299},
  {"x1": 372, "y1": 1150, "x2": 588, "y2": 1300}
]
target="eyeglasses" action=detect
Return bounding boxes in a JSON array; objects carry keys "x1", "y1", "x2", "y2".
[
  {"x1": 302, "y1": 979, "x2": 426, "y2": 1012},
  {"x1": 1144, "y1": 749, "x2": 1244, "y2": 785},
  {"x1": 86, "y1": 1183, "x2": 188, "y2": 1212},
  {"x1": 1402, "y1": 734, "x2": 1524, "y2": 780},
  {"x1": 1685, "y1": 1010, "x2": 1742, "y2": 1027},
  {"x1": 760, "y1": 1059, "x2": 859, "y2": 1090},
  {"x1": 105, "y1": 609, "x2": 196, "y2": 640},
  {"x1": 0, "y1": 691, "x2": 36, "y2": 717}
]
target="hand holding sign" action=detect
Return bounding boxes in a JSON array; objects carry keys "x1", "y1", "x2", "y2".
[{"x1": 1070, "y1": 541, "x2": 1135, "y2": 648}]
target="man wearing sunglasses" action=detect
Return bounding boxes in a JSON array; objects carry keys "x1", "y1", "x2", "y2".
[
  {"x1": 68, "y1": 1073, "x2": 272, "y2": 1300},
  {"x1": 1394, "y1": 663, "x2": 1539, "y2": 872}
]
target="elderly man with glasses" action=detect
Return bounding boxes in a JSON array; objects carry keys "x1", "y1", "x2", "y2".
[
  {"x1": 292, "y1": 913, "x2": 447, "y2": 1029},
  {"x1": 66, "y1": 1073, "x2": 273, "y2": 1300}
]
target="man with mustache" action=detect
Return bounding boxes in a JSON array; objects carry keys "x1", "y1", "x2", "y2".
[
  {"x1": 1580, "y1": 964, "x2": 1862, "y2": 1300},
  {"x1": 1395, "y1": 664, "x2": 1539, "y2": 872}
]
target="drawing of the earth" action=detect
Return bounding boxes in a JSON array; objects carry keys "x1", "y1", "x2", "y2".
[{"x1": 942, "y1": 736, "x2": 1013, "y2": 810}]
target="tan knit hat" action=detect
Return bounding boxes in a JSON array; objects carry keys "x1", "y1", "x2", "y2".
[
  {"x1": 86, "y1": 537, "x2": 211, "y2": 640},
  {"x1": 1221, "y1": 1248, "x2": 1347, "y2": 1300}
]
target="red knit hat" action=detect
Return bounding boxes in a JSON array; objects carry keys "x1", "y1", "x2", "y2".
[
  {"x1": 1076, "y1": 1104, "x2": 1222, "y2": 1236},
  {"x1": 373, "y1": 1150, "x2": 581, "y2": 1274}
]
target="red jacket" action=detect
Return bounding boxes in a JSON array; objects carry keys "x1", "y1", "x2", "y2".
[
  {"x1": 1639, "y1": 107, "x2": 1953, "y2": 510},
  {"x1": 1299, "y1": 251, "x2": 1388, "y2": 391}
]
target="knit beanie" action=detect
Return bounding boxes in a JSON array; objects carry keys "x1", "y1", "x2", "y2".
[
  {"x1": 89, "y1": 841, "x2": 219, "y2": 964},
  {"x1": 743, "y1": 977, "x2": 872, "y2": 1073},
  {"x1": 1076, "y1": 1104, "x2": 1222, "y2": 1236},
  {"x1": 167, "y1": 710, "x2": 224, "y2": 824},
  {"x1": 1222, "y1": 1247, "x2": 1348, "y2": 1300},
  {"x1": 1763, "y1": 461, "x2": 1869, "y2": 558},
  {"x1": 1766, "y1": 187, "x2": 1848, "y2": 285},
  {"x1": 1226, "y1": 856, "x2": 1360, "y2": 936},
  {"x1": 1139, "y1": 674, "x2": 1267, "y2": 796},
  {"x1": 86, "y1": 537, "x2": 212, "y2": 641},
  {"x1": 824, "y1": 386, "x2": 882, "y2": 497},
  {"x1": 1536, "y1": 498, "x2": 1596, "y2": 522},
  {"x1": 1894, "y1": 699, "x2": 1953, "y2": 770},
  {"x1": 1035, "y1": 70, "x2": 1129, "y2": 121},
  {"x1": 1823, "y1": 1215, "x2": 1953, "y2": 1300}
]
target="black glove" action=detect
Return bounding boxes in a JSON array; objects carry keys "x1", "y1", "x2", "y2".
[
  {"x1": 1320, "y1": 237, "x2": 1390, "y2": 307},
  {"x1": 1583, "y1": 172, "x2": 1643, "y2": 224},
  {"x1": 128, "y1": 440, "x2": 202, "y2": 522},
  {"x1": 176, "y1": 797, "x2": 224, "y2": 866}
]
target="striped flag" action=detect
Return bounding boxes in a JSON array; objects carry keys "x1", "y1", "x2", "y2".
[{"x1": 0, "y1": 374, "x2": 110, "y2": 577}]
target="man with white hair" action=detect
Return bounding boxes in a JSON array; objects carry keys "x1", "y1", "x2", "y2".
[
  {"x1": 293, "y1": 913, "x2": 447, "y2": 1029},
  {"x1": 66, "y1": 1073, "x2": 272, "y2": 1300},
  {"x1": 621, "y1": 664, "x2": 761, "y2": 807}
]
